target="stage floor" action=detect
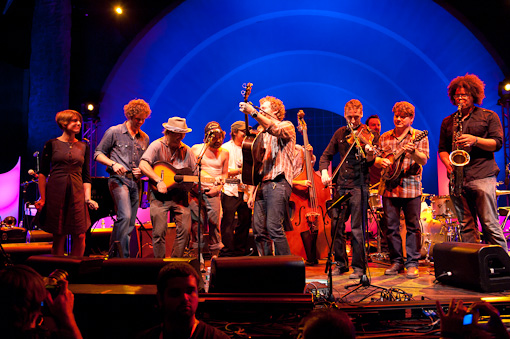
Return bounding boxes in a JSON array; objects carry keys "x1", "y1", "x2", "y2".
[{"x1": 302, "y1": 258, "x2": 510, "y2": 304}]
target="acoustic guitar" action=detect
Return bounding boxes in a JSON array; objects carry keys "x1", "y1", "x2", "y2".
[
  {"x1": 150, "y1": 161, "x2": 239, "y2": 192},
  {"x1": 240, "y1": 83, "x2": 265, "y2": 186}
]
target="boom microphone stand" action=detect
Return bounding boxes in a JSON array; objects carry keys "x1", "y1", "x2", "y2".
[
  {"x1": 193, "y1": 133, "x2": 213, "y2": 269},
  {"x1": 342, "y1": 135, "x2": 386, "y2": 302}
]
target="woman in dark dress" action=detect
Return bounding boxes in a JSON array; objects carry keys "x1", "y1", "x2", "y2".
[{"x1": 35, "y1": 110, "x2": 98, "y2": 256}]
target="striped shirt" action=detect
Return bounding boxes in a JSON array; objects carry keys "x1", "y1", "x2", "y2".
[
  {"x1": 379, "y1": 128, "x2": 429, "y2": 198},
  {"x1": 259, "y1": 120, "x2": 296, "y2": 186}
]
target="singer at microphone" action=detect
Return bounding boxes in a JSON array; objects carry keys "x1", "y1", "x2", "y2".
[{"x1": 28, "y1": 169, "x2": 39, "y2": 179}]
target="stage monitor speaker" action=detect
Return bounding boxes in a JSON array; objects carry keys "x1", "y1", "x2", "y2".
[
  {"x1": 209, "y1": 255, "x2": 306, "y2": 293},
  {"x1": 129, "y1": 223, "x2": 176, "y2": 258},
  {"x1": 101, "y1": 257, "x2": 202, "y2": 287},
  {"x1": 433, "y1": 242, "x2": 510, "y2": 292},
  {"x1": 25, "y1": 254, "x2": 104, "y2": 283},
  {"x1": 1, "y1": 243, "x2": 52, "y2": 264}
]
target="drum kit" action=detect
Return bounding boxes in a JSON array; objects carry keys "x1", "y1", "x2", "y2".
[{"x1": 367, "y1": 187, "x2": 458, "y2": 263}]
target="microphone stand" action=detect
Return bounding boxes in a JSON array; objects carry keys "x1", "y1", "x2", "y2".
[
  {"x1": 341, "y1": 126, "x2": 386, "y2": 302},
  {"x1": 325, "y1": 192, "x2": 351, "y2": 301},
  {"x1": 193, "y1": 136, "x2": 212, "y2": 270},
  {"x1": 322, "y1": 126, "x2": 360, "y2": 302}
]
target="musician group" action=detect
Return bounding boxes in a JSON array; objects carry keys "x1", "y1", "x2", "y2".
[{"x1": 35, "y1": 73, "x2": 508, "y2": 279}]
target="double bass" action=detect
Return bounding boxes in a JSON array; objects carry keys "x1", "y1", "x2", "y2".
[{"x1": 287, "y1": 110, "x2": 332, "y2": 262}]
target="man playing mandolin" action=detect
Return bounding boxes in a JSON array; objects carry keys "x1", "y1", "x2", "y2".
[
  {"x1": 239, "y1": 96, "x2": 296, "y2": 256},
  {"x1": 319, "y1": 99, "x2": 376, "y2": 279},
  {"x1": 190, "y1": 121, "x2": 229, "y2": 259},
  {"x1": 139, "y1": 117, "x2": 197, "y2": 258},
  {"x1": 375, "y1": 101, "x2": 429, "y2": 278}
]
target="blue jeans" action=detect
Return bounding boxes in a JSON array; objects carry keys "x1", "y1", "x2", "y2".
[
  {"x1": 382, "y1": 196, "x2": 421, "y2": 268},
  {"x1": 190, "y1": 194, "x2": 223, "y2": 252},
  {"x1": 451, "y1": 176, "x2": 508, "y2": 251},
  {"x1": 330, "y1": 186, "x2": 367, "y2": 270},
  {"x1": 253, "y1": 176, "x2": 292, "y2": 256},
  {"x1": 108, "y1": 176, "x2": 139, "y2": 258},
  {"x1": 149, "y1": 193, "x2": 192, "y2": 258}
]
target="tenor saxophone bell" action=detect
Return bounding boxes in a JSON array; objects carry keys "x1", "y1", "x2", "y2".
[{"x1": 449, "y1": 149, "x2": 470, "y2": 167}]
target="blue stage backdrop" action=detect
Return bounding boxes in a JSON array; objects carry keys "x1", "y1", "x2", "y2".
[{"x1": 98, "y1": 0, "x2": 505, "y2": 195}]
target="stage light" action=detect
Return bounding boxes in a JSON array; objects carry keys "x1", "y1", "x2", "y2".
[
  {"x1": 81, "y1": 102, "x2": 99, "y2": 121},
  {"x1": 115, "y1": 6, "x2": 123, "y2": 15},
  {"x1": 498, "y1": 79, "x2": 510, "y2": 100}
]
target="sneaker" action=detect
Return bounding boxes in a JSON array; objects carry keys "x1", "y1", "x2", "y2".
[
  {"x1": 334, "y1": 266, "x2": 349, "y2": 275},
  {"x1": 384, "y1": 263, "x2": 404, "y2": 275},
  {"x1": 349, "y1": 268, "x2": 364, "y2": 279},
  {"x1": 406, "y1": 266, "x2": 419, "y2": 279}
]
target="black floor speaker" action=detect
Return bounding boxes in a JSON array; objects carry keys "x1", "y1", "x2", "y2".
[
  {"x1": 209, "y1": 255, "x2": 306, "y2": 293},
  {"x1": 101, "y1": 257, "x2": 202, "y2": 287},
  {"x1": 25, "y1": 254, "x2": 104, "y2": 283},
  {"x1": 433, "y1": 242, "x2": 510, "y2": 292}
]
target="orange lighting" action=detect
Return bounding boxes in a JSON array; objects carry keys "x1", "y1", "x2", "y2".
[
  {"x1": 87, "y1": 104, "x2": 95, "y2": 111},
  {"x1": 505, "y1": 83, "x2": 510, "y2": 92},
  {"x1": 115, "y1": 6, "x2": 123, "y2": 15}
]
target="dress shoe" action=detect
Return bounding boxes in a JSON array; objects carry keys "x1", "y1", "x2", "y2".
[
  {"x1": 305, "y1": 259, "x2": 319, "y2": 266},
  {"x1": 334, "y1": 266, "x2": 349, "y2": 275},
  {"x1": 349, "y1": 268, "x2": 364, "y2": 279},
  {"x1": 406, "y1": 266, "x2": 419, "y2": 279},
  {"x1": 384, "y1": 263, "x2": 404, "y2": 275}
]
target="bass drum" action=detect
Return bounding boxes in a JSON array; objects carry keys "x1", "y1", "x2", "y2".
[{"x1": 420, "y1": 204, "x2": 446, "y2": 258}]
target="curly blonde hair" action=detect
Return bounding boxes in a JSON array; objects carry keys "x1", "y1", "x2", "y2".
[
  {"x1": 392, "y1": 101, "x2": 415, "y2": 118},
  {"x1": 260, "y1": 96, "x2": 286, "y2": 120},
  {"x1": 124, "y1": 99, "x2": 152, "y2": 119}
]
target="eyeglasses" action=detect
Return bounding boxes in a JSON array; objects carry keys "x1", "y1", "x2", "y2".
[{"x1": 453, "y1": 94, "x2": 470, "y2": 99}]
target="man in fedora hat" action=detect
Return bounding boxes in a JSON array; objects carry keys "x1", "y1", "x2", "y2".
[
  {"x1": 189, "y1": 121, "x2": 229, "y2": 259},
  {"x1": 219, "y1": 121, "x2": 254, "y2": 257},
  {"x1": 94, "y1": 98, "x2": 151, "y2": 258},
  {"x1": 139, "y1": 117, "x2": 197, "y2": 258}
]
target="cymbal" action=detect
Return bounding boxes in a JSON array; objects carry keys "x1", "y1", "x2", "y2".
[
  {"x1": 496, "y1": 190, "x2": 510, "y2": 196},
  {"x1": 422, "y1": 193, "x2": 431, "y2": 197}
]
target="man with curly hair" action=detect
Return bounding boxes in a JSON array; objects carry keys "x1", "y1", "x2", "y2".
[
  {"x1": 95, "y1": 98, "x2": 151, "y2": 258},
  {"x1": 239, "y1": 96, "x2": 296, "y2": 255},
  {"x1": 438, "y1": 74, "x2": 507, "y2": 251},
  {"x1": 375, "y1": 101, "x2": 429, "y2": 278}
]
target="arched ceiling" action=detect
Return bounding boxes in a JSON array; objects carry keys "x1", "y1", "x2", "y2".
[{"x1": 99, "y1": 0, "x2": 505, "y2": 193}]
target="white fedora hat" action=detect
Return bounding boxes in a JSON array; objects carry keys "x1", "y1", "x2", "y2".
[{"x1": 162, "y1": 117, "x2": 192, "y2": 133}]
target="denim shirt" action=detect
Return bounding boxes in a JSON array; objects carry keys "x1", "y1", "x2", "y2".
[{"x1": 94, "y1": 122, "x2": 150, "y2": 174}]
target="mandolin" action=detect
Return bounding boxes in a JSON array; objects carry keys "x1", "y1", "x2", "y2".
[
  {"x1": 378, "y1": 130, "x2": 428, "y2": 194},
  {"x1": 150, "y1": 161, "x2": 239, "y2": 191}
]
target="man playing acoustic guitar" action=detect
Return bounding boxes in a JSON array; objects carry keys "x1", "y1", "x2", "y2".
[
  {"x1": 239, "y1": 96, "x2": 296, "y2": 256},
  {"x1": 375, "y1": 101, "x2": 429, "y2": 278},
  {"x1": 139, "y1": 117, "x2": 197, "y2": 258}
]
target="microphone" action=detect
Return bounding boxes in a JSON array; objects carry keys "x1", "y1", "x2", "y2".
[
  {"x1": 205, "y1": 129, "x2": 221, "y2": 142},
  {"x1": 33, "y1": 151, "x2": 39, "y2": 157},
  {"x1": 505, "y1": 163, "x2": 509, "y2": 186},
  {"x1": 28, "y1": 169, "x2": 39, "y2": 179}
]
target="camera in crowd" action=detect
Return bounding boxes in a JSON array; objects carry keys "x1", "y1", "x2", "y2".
[{"x1": 43, "y1": 269, "x2": 69, "y2": 299}]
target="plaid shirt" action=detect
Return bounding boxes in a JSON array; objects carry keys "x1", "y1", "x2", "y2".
[
  {"x1": 379, "y1": 128, "x2": 429, "y2": 198},
  {"x1": 259, "y1": 120, "x2": 296, "y2": 186}
]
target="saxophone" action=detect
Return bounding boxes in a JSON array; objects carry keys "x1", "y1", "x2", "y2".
[{"x1": 449, "y1": 104, "x2": 470, "y2": 196}]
